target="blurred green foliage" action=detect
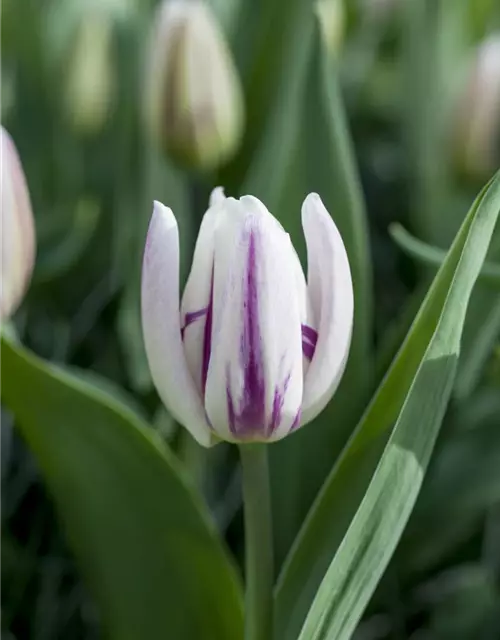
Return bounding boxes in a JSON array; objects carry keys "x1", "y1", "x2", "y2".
[{"x1": 2, "y1": 0, "x2": 500, "y2": 638}]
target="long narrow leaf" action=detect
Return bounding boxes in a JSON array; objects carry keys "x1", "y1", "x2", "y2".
[
  {"x1": 1, "y1": 337, "x2": 243, "y2": 640},
  {"x1": 276, "y1": 173, "x2": 500, "y2": 640}
]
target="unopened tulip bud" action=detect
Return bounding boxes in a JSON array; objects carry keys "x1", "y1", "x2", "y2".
[
  {"x1": 145, "y1": 0, "x2": 244, "y2": 171},
  {"x1": 454, "y1": 34, "x2": 500, "y2": 179},
  {"x1": 142, "y1": 188, "x2": 353, "y2": 446},
  {"x1": 316, "y1": 0, "x2": 345, "y2": 56},
  {"x1": 1, "y1": 127, "x2": 36, "y2": 319},
  {"x1": 362, "y1": 0, "x2": 400, "y2": 22},
  {"x1": 64, "y1": 11, "x2": 115, "y2": 136}
]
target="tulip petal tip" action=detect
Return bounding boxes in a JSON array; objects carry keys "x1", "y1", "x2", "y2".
[{"x1": 209, "y1": 186, "x2": 226, "y2": 207}]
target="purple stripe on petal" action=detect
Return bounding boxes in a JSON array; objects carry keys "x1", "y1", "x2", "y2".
[
  {"x1": 301, "y1": 324, "x2": 318, "y2": 346},
  {"x1": 302, "y1": 340, "x2": 316, "y2": 361},
  {"x1": 269, "y1": 373, "x2": 291, "y2": 433},
  {"x1": 201, "y1": 269, "x2": 214, "y2": 395},
  {"x1": 226, "y1": 229, "x2": 267, "y2": 438},
  {"x1": 181, "y1": 307, "x2": 208, "y2": 339},
  {"x1": 236, "y1": 231, "x2": 266, "y2": 433},
  {"x1": 301, "y1": 324, "x2": 318, "y2": 360},
  {"x1": 185, "y1": 308, "x2": 208, "y2": 325},
  {"x1": 290, "y1": 409, "x2": 301, "y2": 432}
]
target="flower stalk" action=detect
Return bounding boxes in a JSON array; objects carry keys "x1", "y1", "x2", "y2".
[{"x1": 240, "y1": 444, "x2": 274, "y2": 640}]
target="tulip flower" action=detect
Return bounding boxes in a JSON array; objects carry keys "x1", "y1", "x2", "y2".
[
  {"x1": 142, "y1": 189, "x2": 353, "y2": 446},
  {"x1": 1, "y1": 127, "x2": 36, "y2": 319},
  {"x1": 145, "y1": 0, "x2": 244, "y2": 171}
]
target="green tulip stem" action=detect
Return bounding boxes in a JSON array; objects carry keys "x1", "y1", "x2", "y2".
[{"x1": 239, "y1": 443, "x2": 274, "y2": 640}]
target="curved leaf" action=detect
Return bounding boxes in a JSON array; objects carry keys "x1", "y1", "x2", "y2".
[
  {"x1": 389, "y1": 222, "x2": 500, "y2": 287},
  {"x1": 276, "y1": 173, "x2": 500, "y2": 640},
  {"x1": 1, "y1": 337, "x2": 243, "y2": 640}
]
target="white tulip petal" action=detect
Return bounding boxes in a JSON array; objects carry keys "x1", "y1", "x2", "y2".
[
  {"x1": 1, "y1": 128, "x2": 36, "y2": 319},
  {"x1": 180, "y1": 189, "x2": 228, "y2": 392},
  {"x1": 142, "y1": 201, "x2": 211, "y2": 446},
  {"x1": 209, "y1": 186, "x2": 226, "y2": 207},
  {"x1": 204, "y1": 198, "x2": 303, "y2": 442},
  {"x1": 300, "y1": 193, "x2": 354, "y2": 424}
]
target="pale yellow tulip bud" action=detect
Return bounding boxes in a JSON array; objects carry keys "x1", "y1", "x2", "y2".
[
  {"x1": 64, "y1": 11, "x2": 115, "y2": 136},
  {"x1": 316, "y1": 0, "x2": 345, "y2": 57},
  {"x1": 1, "y1": 127, "x2": 36, "y2": 319},
  {"x1": 454, "y1": 34, "x2": 500, "y2": 180},
  {"x1": 145, "y1": 0, "x2": 244, "y2": 171}
]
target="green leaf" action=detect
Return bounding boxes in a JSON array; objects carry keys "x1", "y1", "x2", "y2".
[
  {"x1": 389, "y1": 222, "x2": 500, "y2": 286},
  {"x1": 221, "y1": 0, "x2": 314, "y2": 192},
  {"x1": 275, "y1": 173, "x2": 500, "y2": 640},
  {"x1": 389, "y1": 223, "x2": 500, "y2": 400},
  {"x1": 399, "y1": 415, "x2": 500, "y2": 577},
  {"x1": 1, "y1": 336, "x2": 243, "y2": 640},
  {"x1": 455, "y1": 290, "x2": 500, "y2": 400},
  {"x1": 401, "y1": 0, "x2": 462, "y2": 247}
]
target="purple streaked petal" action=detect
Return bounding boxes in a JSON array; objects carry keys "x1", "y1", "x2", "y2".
[
  {"x1": 302, "y1": 340, "x2": 316, "y2": 361},
  {"x1": 180, "y1": 194, "x2": 225, "y2": 392},
  {"x1": 201, "y1": 270, "x2": 214, "y2": 395},
  {"x1": 185, "y1": 308, "x2": 208, "y2": 326},
  {"x1": 302, "y1": 324, "x2": 318, "y2": 345},
  {"x1": 181, "y1": 307, "x2": 207, "y2": 339},
  {"x1": 205, "y1": 197, "x2": 304, "y2": 442},
  {"x1": 301, "y1": 324, "x2": 318, "y2": 360},
  {"x1": 226, "y1": 230, "x2": 266, "y2": 437},
  {"x1": 290, "y1": 409, "x2": 302, "y2": 432},
  {"x1": 269, "y1": 373, "x2": 291, "y2": 434}
]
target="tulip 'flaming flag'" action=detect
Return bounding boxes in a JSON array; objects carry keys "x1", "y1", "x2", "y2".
[{"x1": 142, "y1": 189, "x2": 353, "y2": 446}]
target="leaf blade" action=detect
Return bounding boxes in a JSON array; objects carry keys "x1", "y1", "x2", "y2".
[
  {"x1": 277, "y1": 173, "x2": 500, "y2": 640},
  {"x1": 1, "y1": 337, "x2": 243, "y2": 640}
]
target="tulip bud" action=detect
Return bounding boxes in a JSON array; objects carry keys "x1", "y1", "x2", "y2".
[
  {"x1": 142, "y1": 188, "x2": 353, "y2": 446},
  {"x1": 454, "y1": 34, "x2": 500, "y2": 180},
  {"x1": 64, "y1": 10, "x2": 115, "y2": 136},
  {"x1": 316, "y1": 0, "x2": 345, "y2": 57},
  {"x1": 1, "y1": 127, "x2": 36, "y2": 319},
  {"x1": 145, "y1": 0, "x2": 244, "y2": 171},
  {"x1": 361, "y1": 0, "x2": 400, "y2": 22}
]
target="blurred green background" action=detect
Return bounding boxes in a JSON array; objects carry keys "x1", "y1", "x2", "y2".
[{"x1": 2, "y1": 0, "x2": 500, "y2": 638}]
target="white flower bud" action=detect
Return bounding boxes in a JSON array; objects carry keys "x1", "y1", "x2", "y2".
[
  {"x1": 145, "y1": 0, "x2": 244, "y2": 171},
  {"x1": 1, "y1": 127, "x2": 36, "y2": 319},
  {"x1": 454, "y1": 34, "x2": 500, "y2": 179}
]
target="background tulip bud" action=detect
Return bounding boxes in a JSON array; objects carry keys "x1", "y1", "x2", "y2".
[
  {"x1": 316, "y1": 0, "x2": 345, "y2": 57},
  {"x1": 453, "y1": 34, "x2": 500, "y2": 180},
  {"x1": 64, "y1": 10, "x2": 116, "y2": 136},
  {"x1": 1, "y1": 127, "x2": 36, "y2": 319},
  {"x1": 361, "y1": 0, "x2": 400, "y2": 22},
  {"x1": 145, "y1": 0, "x2": 245, "y2": 171}
]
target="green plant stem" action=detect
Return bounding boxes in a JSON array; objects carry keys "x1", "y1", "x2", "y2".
[{"x1": 239, "y1": 444, "x2": 274, "y2": 640}]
